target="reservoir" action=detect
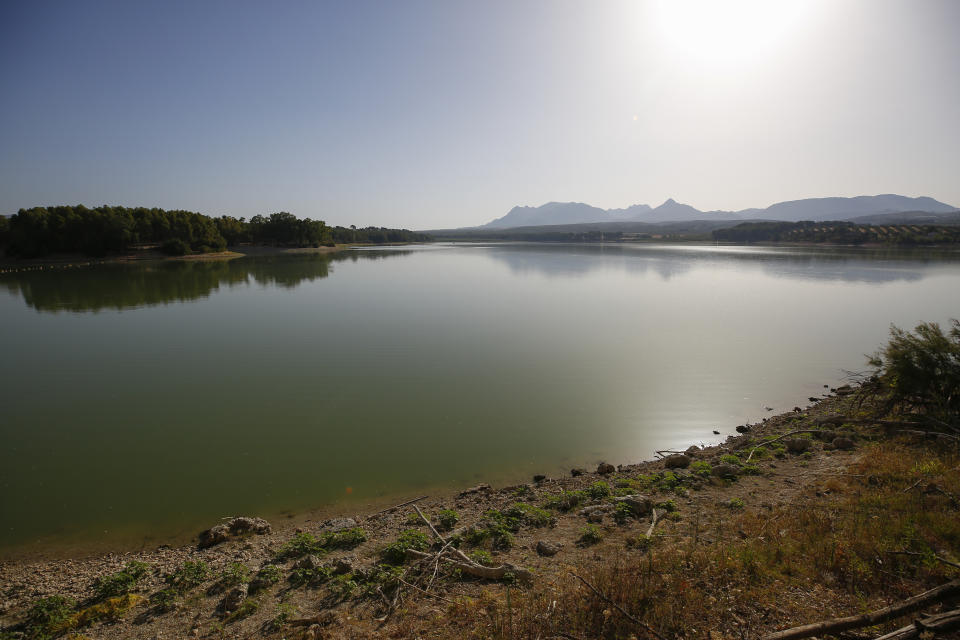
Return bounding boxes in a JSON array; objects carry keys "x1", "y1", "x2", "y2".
[{"x1": 1, "y1": 243, "x2": 958, "y2": 556}]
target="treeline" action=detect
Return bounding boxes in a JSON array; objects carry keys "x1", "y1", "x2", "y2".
[
  {"x1": 0, "y1": 205, "x2": 430, "y2": 258},
  {"x1": 713, "y1": 221, "x2": 960, "y2": 245}
]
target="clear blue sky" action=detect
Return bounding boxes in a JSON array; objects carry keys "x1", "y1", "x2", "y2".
[{"x1": 1, "y1": 0, "x2": 958, "y2": 228}]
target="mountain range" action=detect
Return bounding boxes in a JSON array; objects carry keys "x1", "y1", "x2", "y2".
[{"x1": 483, "y1": 195, "x2": 957, "y2": 229}]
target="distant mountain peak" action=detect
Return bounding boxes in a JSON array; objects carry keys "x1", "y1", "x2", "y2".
[{"x1": 480, "y1": 194, "x2": 956, "y2": 229}]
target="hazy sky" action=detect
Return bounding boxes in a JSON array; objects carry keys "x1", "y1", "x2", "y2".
[{"x1": 1, "y1": 0, "x2": 958, "y2": 229}]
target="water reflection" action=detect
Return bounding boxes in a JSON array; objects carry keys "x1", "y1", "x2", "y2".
[
  {"x1": 477, "y1": 243, "x2": 960, "y2": 283},
  {"x1": 0, "y1": 250, "x2": 408, "y2": 313}
]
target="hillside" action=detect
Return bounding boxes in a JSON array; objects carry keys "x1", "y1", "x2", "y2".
[{"x1": 478, "y1": 195, "x2": 957, "y2": 229}]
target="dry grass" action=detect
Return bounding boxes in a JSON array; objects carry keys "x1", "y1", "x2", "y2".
[{"x1": 422, "y1": 437, "x2": 960, "y2": 639}]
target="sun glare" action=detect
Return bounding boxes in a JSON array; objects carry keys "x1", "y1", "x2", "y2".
[{"x1": 651, "y1": 0, "x2": 819, "y2": 67}]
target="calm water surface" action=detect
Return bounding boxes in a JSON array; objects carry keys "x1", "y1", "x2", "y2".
[{"x1": 2, "y1": 243, "x2": 959, "y2": 556}]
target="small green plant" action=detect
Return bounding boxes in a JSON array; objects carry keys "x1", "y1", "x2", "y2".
[
  {"x1": 504, "y1": 502, "x2": 555, "y2": 527},
  {"x1": 276, "y1": 532, "x2": 321, "y2": 559},
  {"x1": 543, "y1": 489, "x2": 587, "y2": 511},
  {"x1": 728, "y1": 497, "x2": 745, "y2": 510},
  {"x1": 656, "y1": 499, "x2": 678, "y2": 513},
  {"x1": 435, "y1": 509, "x2": 459, "y2": 531},
  {"x1": 290, "y1": 565, "x2": 332, "y2": 587},
  {"x1": 740, "y1": 464, "x2": 762, "y2": 476},
  {"x1": 658, "y1": 471, "x2": 680, "y2": 490},
  {"x1": 321, "y1": 526, "x2": 367, "y2": 549},
  {"x1": 219, "y1": 562, "x2": 251, "y2": 587},
  {"x1": 720, "y1": 454, "x2": 742, "y2": 466},
  {"x1": 268, "y1": 602, "x2": 297, "y2": 631},
  {"x1": 613, "y1": 501, "x2": 633, "y2": 524},
  {"x1": 690, "y1": 460, "x2": 713, "y2": 477},
  {"x1": 249, "y1": 564, "x2": 282, "y2": 593},
  {"x1": 381, "y1": 529, "x2": 431, "y2": 564},
  {"x1": 577, "y1": 524, "x2": 603, "y2": 546},
  {"x1": 586, "y1": 481, "x2": 611, "y2": 500},
  {"x1": 328, "y1": 574, "x2": 359, "y2": 600},
  {"x1": 151, "y1": 588, "x2": 178, "y2": 612},
  {"x1": 24, "y1": 595, "x2": 75, "y2": 640},
  {"x1": 166, "y1": 561, "x2": 210, "y2": 593},
  {"x1": 226, "y1": 597, "x2": 259, "y2": 622},
  {"x1": 468, "y1": 549, "x2": 494, "y2": 566},
  {"x1": 91, "y1": 561, "x2": 151, "y2": 600}
]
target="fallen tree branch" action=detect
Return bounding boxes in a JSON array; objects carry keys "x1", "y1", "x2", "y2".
[
  {"x1": 873, "y1": 608, "x2": 960, "y2": 640},
  {"x1": 884, "y1": 550, "x2": 960, "y2": 570},
  {"x1": 406, "y1": 549, "x2": 533, "y2": 584},
  {"x1": 570, "y1": 572, "x2": 666, "y2": 640},
  {"x1": 365, "y1": 495, "x2": 429, "y2": 520},
  {"x1": 763, "y1": 579, "x2": 960, "y2": 640},
  {"x1": 414, "y1": 504, "x2": 448, "y2": 545},
  {"x1": 646, "y1": 508, "x2": 662, "y2": 539},
  {"x1": 745, "y1": 430, "x2": 820, "y2": 463}
]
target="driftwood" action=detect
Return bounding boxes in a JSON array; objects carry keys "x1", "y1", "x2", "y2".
[
  {"x1": 407, "y1": 504, "x2": 535, "y2": 584},
  {"x1": 873, "y1": 608, "x2": 960, "y2": 640},
  {"x1": 645, "y1": 508, "x2": 663, "y2": 538},
  {"x1": 365, "y1": 495, "x2": 429, "y2": 520},
  {"x1": 406, "y1": 548, "x2": 533, "y2": 583},
  {"x1": 570, "y1": 572, "x2": 666, "y2": 640},
  {"x1": 763, "y1": 579, "x2": 960, "y2": 640},
  {"x1": 745, "y1": 430, "x2": 820, "y2": 463}
]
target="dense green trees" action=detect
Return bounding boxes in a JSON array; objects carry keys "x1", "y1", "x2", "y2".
[{"x1": 0, "y1": 205, "x2": 431, "y2": 258}]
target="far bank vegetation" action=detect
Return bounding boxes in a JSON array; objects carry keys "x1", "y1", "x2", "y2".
[{"x1": 0, "y1": 205, "x2": 431, "y2": 259}]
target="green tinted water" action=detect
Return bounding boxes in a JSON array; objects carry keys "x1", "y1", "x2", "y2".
[{"x1": 1, "y1": 244, "x2": 959, "y2": 556}]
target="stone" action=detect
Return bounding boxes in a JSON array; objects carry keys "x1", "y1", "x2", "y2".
[
  {"x1": 685, "y1": 445, "x2": 700, "y2": 457},
  {"x1": 322, "y1": 517, "x2": 357, "y2": 531},
  {"x1": 713, "y1": 430, "x2": 721, "y2": 435},
  {"x1": 735, "y1": 425, "x2": 752, "y2": 434},
  {"x1": 832, "y1": 437, "x2": 855, "y2": 450},
  {"x1": 816, "y1": 414, "x2": 846, "y2": 427},
  {"x1": 596, "y1": 462, "x2": 615, "y2": 475},
  {"x1": 577, "y1": 505, "x2": 610, "y2": 522},
  {"x1": 711, "y1": 463, "x2": 739, "y2": 479},
  {"x1": 785, "y1": 438, "x2": 812, "y2": 454},
  {"x1": 815, "y1": 429, "x2": 839, "y2": 442},
  {"x1": 533, "y1": 474, "x2": 546, "y2": 483},
  {"x1": 222, "y1": 584, "x2": 247, "y2": 612},
  {"x1": 228, "y1": 516, "x2": 271, "y2": 535},
  {"x1": 294, "y1": 555, "x2": 322, "y2": 570},
  {"x1": 333, "y1": 557, "x2": 354, "y2": 574},
  {"x1": 664, "y1": 454, "x2": 691, "y2": 469},
  {"x1": 459, "y1": 484, "x2": 491, "y2": 497},
  {"x1": 536, "y1": 540, "x2": 562, "y2": 556},
  {"x1": 570, "y1": 468, "x2": 586, "y2": 477},
  {"x1": 613, "y1": 494, "x2": 653, "y2": 516},
  {"x1": 198, "y1": 524, "x2": 231, "y2": 549}
]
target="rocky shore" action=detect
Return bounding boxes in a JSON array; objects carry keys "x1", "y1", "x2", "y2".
[{"x1": 2, "y1": 386, "x2": 957, "y2": 640}]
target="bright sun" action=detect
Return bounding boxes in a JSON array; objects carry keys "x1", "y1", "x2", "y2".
[{"x1": 650, "y1": 0, "x2": 820, "y2": 67}]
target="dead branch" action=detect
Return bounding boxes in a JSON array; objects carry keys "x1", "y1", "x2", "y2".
[
  {"x1": 646, "y1": 508, "x2": 662, "y2": 538},
  {"x1": 365, "y1": 495, "x2": 429, "y2": 520},
  {"x1": 406, "y1": 549, "x2": 534, "y2": 584},
  {"x1": 570, "y1": 572, "x2": 666, "y2": 640},
  {"x1": 873, "y1": 608, "x2": 960, "y2": 640},
  {"x1": 884, "y1": 550, "x2": 960, "y2": 570},
  {"x1": 897, "y1": 429, "x2": 960, "y2": 442},
  {"x1": 763, "y1": 579, "x2": 960, "y2": 640},
  {"x1": 414, "y1": 504, "x2": 448, "y2": 545},
  {"x1": 745, "y1": 430, "x2": 820, "y2": 463}
]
